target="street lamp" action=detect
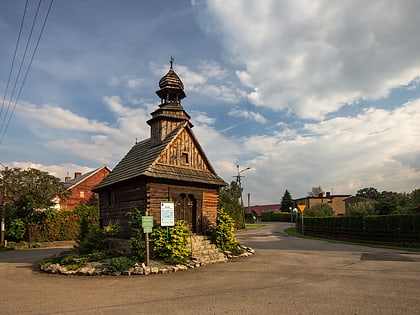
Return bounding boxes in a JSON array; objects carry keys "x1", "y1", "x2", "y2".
[{"x1": 235, "y1": 165, "x2": 250, "y2": 229}]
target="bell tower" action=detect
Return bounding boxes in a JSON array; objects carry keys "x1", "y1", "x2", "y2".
[{"x1": 147, "y1": 58, "x2": 193, "y2": 146}]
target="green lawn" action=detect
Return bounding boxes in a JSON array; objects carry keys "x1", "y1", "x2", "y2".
[{"x1": 245, "y1": 223, "x2": 263, "y2": 229}]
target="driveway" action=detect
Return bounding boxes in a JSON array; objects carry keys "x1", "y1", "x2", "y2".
[{"x1": 0, "y1": 222, "x2": 419, "y2": 314}]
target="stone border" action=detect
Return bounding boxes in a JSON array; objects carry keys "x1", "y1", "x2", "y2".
[{"x1": 39, "y1": 245, "x2": 255, "y2": 276}]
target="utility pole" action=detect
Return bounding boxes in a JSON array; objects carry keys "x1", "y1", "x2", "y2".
[
  {"x1": 235, "y1": 165, "x2": 250, "y2": 229},
  {"x1": 1, "y1": 167, "x2": 7, "y2": 247}
]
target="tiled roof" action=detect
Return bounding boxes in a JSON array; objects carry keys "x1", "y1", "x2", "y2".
[
  {"x1": 64, "y1": 166, "x2": 110, "y2": 190},
  {"x1": 94, "y1": 124, "x2": 226, "y2": 190},
  {"x1": 64, "y1": 169, "x2": 96, "y2": 189}
]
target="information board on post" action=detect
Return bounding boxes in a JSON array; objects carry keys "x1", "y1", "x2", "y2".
[
  {"x1": 142, "y1": 216, "x2": 153, "y2": 233},
  {"x1": 160, "y1": 201, "x2": 175, "y2": 227}
]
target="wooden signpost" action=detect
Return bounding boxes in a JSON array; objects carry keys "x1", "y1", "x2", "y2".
[{"x1": 142, "y1": 213, "x2": 153, "y2": 266}]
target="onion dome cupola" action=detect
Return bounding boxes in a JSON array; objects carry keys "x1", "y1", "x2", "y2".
[
  {"x1": 147, "y1": 58, "x2": 193, "y2": 147},
  {"x1": 156, "y1": 57, "x2": 186, "y2": 103}
]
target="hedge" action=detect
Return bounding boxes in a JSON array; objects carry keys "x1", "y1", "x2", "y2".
[
  {"x1": 262, "y1": 211, "x2": 293, "y2": 222},
  {"x1": 298, "y1": 214, "x2": 420, "y2": 246}
]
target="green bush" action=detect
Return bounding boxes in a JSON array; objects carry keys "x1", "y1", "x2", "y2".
[
  {"x1": 100, "y1": 256, "x2": 135, "y2": 273},
  {"x1": 304, "y1": 204, "x2": 334, "y2": 217},
  {"x1": 212, "y1": 207, "x2": 239, "y2": 251},
  {"x1": 346, "y1": 202, "x2": 376, "y2": 216},
  {"x1": 74, "y1": 221, "x2": 120, "y2": 255},
  {"x1": 6, "y1": 218, "x2": 26, "y2": 241},
  {"x1": 127, "y1": 208, "x2": 146, "y2": 262},
  {"x1": 261, "y1": 211, "x2": 292, "y2": 222},
  {"x1": 151, "y1": 220, "x2": 190, "y2": 264}
]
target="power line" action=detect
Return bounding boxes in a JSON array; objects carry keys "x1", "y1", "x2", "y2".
[
  {"x1": 0, "y1": 0, "x2": 42, "y2": 139},
  {"x1": 0, "y1": 0, "x2": 28, "y2": 122},
  {"x1": 0, "y1": 0, "x2": 54, "y2": 144}
]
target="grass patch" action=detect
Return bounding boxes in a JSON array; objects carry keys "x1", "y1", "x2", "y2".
[
  {"x1": 284, "y1": 227, "x2": 420, "y2": 252},
  {"x1": 245, "y1": 223, "x2": 263, "y2": 229}
]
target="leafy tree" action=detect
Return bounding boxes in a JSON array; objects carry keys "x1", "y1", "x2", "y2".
[
  {"x1": 304, "y1": 203, "x2": 334, "y2": 217},
  {"x1": 374, "y1": 191, "x2": 411, "y2": 215},
  {"x1": 219, "y1": 181, "x2": 242, "y2": 204},
  {"x1": 219, "y1": 181, "x2": 244, "y2": 229},
  {"x1": 280, "y1": 190, "x2": 294, "y2": 212},
  {"x1": 1, "y1": 167, "x2": 69, "y2": 220},
  {"x1": 346, "y1": 202, "x2": 376, "y2": 216},
  {"x1": 307, "y1": 186, "x2": 323, "y2": 197},
  {"x1": 356, "y1": 187, "x2": 380, "y2": 200},
  {"x1": 409, "y1": 188, "x2": 420, "y2": 210}
]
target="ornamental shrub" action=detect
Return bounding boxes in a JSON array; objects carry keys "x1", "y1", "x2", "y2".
[
  {"x1": 100, "y1": 256, "x2": 135, "y2": 273},
  {"x1": 304, "y1": 204, "x2": 334, "y2": 217},
  {"x1": 6, "y1": 218, "x2": 26, "y2": 241},
  {"x1": 151, "y1": 220, "x2": 190, "y2": 264},
  {"x1": 127, "y1": 208, "x2": 146, "y2": 262},
  {"x1": 212, "y1": 207, "x2": 238, "y2": 251},
  {"x1": 346, "y1": 202, "x2": 376, "y2": 216}
]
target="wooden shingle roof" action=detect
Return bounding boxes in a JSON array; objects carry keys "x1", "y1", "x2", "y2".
[{"x1": 94, "y1": 123, "x2": 226, "y2": 191}]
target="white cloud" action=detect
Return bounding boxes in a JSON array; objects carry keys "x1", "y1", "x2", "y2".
[
  {"x1": 228, "y1": 107, "x2": 267, "y2": 124},
  {"x1": 151, "y1": 61, "x2": 244, "y2": 103},
  {"x1": 200, "y1": 0, "x2": 420, "y2": 119},
  {"x1": 17, "y1": 102, "x2": 114, "y2": 133},
  {"x1": 238, "y1": 99, "x2": 420, "y2": 203},
  {"x1": 14, "y1": 97, "x2": 151, "y2": 166},
  {"x1": 127, "y1": 78, "x2": 143, "y2": 89},
  {"x1": 8, "y1": 161, "x2": 94, "y2": 182}
]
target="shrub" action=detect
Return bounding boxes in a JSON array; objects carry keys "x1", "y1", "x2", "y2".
[
  {"x1": 346, "y1": 202, "x2": 376, "y2": 216},
  {"x1": 305, "y1": 204, "x2": 334, "y2": 217},
  {"x1": 74, "y1": 221, "x2": 120, "y2": 255},
  {"x1": 261, "y1": 211, "x2": 291, "y2": 222},
  {"x1": 212, "y1": 207, "x2": 238, "y2": 251},
  {"x1": 127, "y1": 208, "x2": 146, "y2": 262},
  {"x1": 100, "y1": 256, "x2": 135, "y2": 273},
  {"x1": 151, "y1": 220, "x2": 190, "y2": 264},
  {"x1": 6, "y1": 218, "x2": 26, "y2": 241}
]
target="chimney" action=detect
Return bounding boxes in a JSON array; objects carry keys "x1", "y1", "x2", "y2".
[
  {"x1": 65, "y1": 176, "x2": 71, "y2": 182},
  {"x1": 74, "y1": 172, "x2": 82, "y2": 179}
]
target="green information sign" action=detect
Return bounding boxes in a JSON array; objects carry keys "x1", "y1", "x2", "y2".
[{"x1": 142, "y1": 216, "x2": 153, "y2": 233}]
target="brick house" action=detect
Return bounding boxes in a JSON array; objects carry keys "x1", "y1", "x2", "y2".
[
  {"x1": 61, "y1": 166, "x2": 111, "y2": 210},
  {"x1": 294, "y1": 193, "x2": 351, "y2": 215},
  {"x1": 247, "y1": 204, "x2": 281, "y2": 220},
  {"x1": 93, "y1": 61, "x2": 226, "y2": 237}
]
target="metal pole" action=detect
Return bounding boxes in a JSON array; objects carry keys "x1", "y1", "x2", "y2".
[
  {"x1": 301, "y1": 211, "x2": 304, "y2": 235},
  {"x1": 236, "y1": 165, "x2": 250, "y2": 229},
  {"x1": 1, "y1": 167, "x2": 7, "y2": 247},
  {"x1": 145, "y1": 210, "x2": 150, "y2": 267}
]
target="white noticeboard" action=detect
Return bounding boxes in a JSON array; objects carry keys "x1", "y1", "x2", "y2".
[{"x1": 161, "y1": 201, "x2": 175, "y2": 227}]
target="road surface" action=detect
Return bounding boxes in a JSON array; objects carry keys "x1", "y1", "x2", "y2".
[{"x1": 1, "y1": 222, "x2": 419, "y2": 314}]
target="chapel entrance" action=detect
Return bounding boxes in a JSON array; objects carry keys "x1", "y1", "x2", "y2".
[{"x1": 175, "y1": 193, "x2": 198, "y2": 233}]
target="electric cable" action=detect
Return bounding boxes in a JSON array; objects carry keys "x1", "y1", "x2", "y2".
[
  {"x1": 0, "y1": 0, "x2": 54, "y2": 144},
  {"x1": 0, "y1": 0, "x2": 28, "y2": 124}
]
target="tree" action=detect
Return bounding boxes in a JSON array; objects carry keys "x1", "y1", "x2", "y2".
[
  {"x1": 375, "y1": 191, "x2": 411, "y2": 215},
  {"x1": 356, "y1": 187, "x2": 380, "y2": 200},
  {"x1": 307, "y1": 186, "x2": 323, "y2": 197},
  {"x1": 304, "y1": 203, "x2": 334, "y2": 217},
  {"x1": 219, "y1": 181, "x2": 242, "y2": 204},
  {"x1": 410, "y1": 188, "x2": 420, "y2": 210},
  {"x1": 219, "y1": 181, "x2": 244, "y2": 229},
  {"x1": 1, "y1": 167, "x2": 69, "y2": 220},
  {"x1": 280, "y1": 190, "x2": 294, "y2": 212}
]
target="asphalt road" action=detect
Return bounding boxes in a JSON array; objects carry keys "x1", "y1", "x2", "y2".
[{"x1": 1, "y1": 222, "x2": 419, "y2": 315}]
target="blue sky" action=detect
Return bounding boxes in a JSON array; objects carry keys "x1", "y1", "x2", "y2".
[{"x1": 1, "y1": 0, "x2": 419, "y2": 204}]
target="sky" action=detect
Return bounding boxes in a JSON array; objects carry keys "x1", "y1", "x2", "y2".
[{"x1": 1, "y1": 0, "x2": 420, "y2": 205}]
